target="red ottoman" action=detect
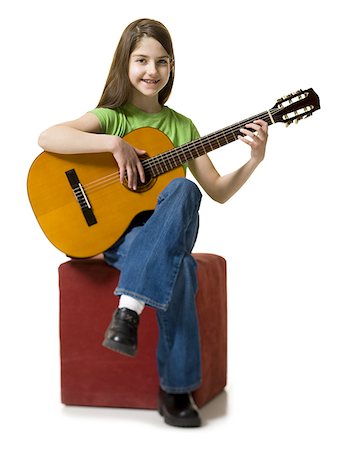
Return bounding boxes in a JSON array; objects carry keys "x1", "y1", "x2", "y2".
[{"x1": 59, "y1": 253, "x2": 227, "y2": 409}]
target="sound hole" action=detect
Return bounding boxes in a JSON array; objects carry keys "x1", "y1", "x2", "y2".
[{"x1": 122, "y1": 155, "x2": 157, "y2": 193}]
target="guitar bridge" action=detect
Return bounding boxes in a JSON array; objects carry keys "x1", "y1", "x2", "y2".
[{"x1": 65, "y1": 169, "x2": 97, "y2": 226}]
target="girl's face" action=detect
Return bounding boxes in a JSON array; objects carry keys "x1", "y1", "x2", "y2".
[{"x1": 128, "y1": 36, "x2": 172, "y2": 105}]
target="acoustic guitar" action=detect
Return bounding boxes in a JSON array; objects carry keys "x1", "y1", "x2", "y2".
[{"x1": 27, "y1": 88, "x2": 320, "y2": 258}]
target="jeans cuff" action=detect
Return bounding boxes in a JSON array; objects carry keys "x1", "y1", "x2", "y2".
[{"x1": 160, "y1": 379, "x2": 202, "y2": 394}]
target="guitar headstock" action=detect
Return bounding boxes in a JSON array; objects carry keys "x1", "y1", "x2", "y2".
[{"x1": 271, "y1": 88, "x2": 320, "y2": 126}]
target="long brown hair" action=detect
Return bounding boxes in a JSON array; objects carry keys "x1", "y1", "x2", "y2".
[{"x1": 97, "y1": 19, "x2": 175, "y2": 109}]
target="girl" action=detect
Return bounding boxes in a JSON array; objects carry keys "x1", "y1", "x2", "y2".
[{"x1": 38, "y1": 18, "x2": 268, "y2": 427}]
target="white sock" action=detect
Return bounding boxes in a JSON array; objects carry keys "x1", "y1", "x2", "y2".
[{"x1": 118, "y1": 294, "x2": 145, "y2": 315}]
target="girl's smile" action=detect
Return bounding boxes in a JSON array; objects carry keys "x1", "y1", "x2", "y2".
[{"x1": 142, "y1": 79, "x2": 160, "y2": 84}]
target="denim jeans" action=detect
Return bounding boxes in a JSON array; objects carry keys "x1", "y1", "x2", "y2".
[{"x1": 104, "y1": 178, "x2": 202, "y2": 393}]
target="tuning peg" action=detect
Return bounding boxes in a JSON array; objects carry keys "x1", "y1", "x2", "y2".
[
  {"x1": 294, "y1": 119, "x2": 299, "y2": 124},
  {"x1": 285, "y1": 122, "x2": 290, "y2": 127}
]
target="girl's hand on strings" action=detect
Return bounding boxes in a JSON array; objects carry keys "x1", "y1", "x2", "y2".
[
  {"x1": 111, "y1": 136, "x2": 146, "y2": 190},
  {"x1": 238, "y1": 119, "x2": 268, "y2": 164}
]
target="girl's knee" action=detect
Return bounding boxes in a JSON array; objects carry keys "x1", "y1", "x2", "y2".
[{"x1": 166, "y1": 177, "x2": 202, "y2": 201}]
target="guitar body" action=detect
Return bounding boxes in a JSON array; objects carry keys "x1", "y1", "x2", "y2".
[{"x1": 27, "y1": 127, "x2": 184, "y2": 258}]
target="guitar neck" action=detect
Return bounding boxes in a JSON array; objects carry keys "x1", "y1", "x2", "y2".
[{"x1": 143, "y1": 110, "x2": 274, "y2": 178}]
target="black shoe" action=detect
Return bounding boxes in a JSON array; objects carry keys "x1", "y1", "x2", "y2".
[
  {"x1": 158, "y1": 387, "x2": 201, "y2": 427},
  {"x1": 102, "y1": 307, "x2": 139, "y2": 357}
]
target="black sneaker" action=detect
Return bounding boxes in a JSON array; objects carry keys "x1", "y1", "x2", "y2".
[{"x1": 102, "y1": 307, "x2": 139, "y2": 357}]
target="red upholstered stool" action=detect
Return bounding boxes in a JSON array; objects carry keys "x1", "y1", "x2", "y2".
[{"x1": 59, "y1": 253, "x2": 227, "y2": 409}]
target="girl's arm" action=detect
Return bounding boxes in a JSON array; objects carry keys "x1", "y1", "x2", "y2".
[
  {"x1": 38, "y1": 113, "x2": 145, "y2": 190},
  {"x1": 188, "y1": 120, "x2": 268, "y2": 204}
]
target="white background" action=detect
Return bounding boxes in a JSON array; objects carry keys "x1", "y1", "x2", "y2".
[{"x1": 1, "y1": 0, "x2": 337, "y2": 448}]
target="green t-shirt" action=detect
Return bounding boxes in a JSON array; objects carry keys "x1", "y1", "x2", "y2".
[{"x1": 90, "y1": 102, "x2": 200, "y2": 148}]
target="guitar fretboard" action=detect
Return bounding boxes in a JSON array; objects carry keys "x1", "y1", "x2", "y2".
[{"x1": 143, "y1": 110, "x2": 274, "y2": 178}]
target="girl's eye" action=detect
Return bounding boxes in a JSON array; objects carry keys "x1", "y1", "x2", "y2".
[{"x1": 135, "y1": 58, "x2": 168, "y2": 65}]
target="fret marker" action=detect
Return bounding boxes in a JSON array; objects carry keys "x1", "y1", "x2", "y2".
[{"x1": 267, "y1": 109, "x2": 275, "y2": 124}]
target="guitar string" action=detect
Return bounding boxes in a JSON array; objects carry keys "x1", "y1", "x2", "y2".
[
  {"x1": 80, "y1": 110, "x2": 275, "y2": 195},
  {"x1": 142, "y1": 111, "x2": 273, "y2": 170},
  {"x1": 83, "y1": 94, "x2": 316, "y2": 194},
  {"x1": 81, "y1": 110, "x2": 274, "y2": 196}
]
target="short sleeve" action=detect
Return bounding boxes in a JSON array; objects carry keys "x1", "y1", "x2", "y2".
[
  {"x1": 89, "y1": 107, "x2": 126, "y2": 136},
  {"x1": 189, "y1": 120, "x2": 200, "y2": 140}
]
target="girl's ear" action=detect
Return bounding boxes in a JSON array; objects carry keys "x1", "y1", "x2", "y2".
[{"x1": 170, "y1": 59, "x2": 175, "y2": 73}]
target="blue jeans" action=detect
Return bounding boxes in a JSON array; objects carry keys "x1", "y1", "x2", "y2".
[{"x1": 104, "y1": 178, "x2": 202, "y2": 393}]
